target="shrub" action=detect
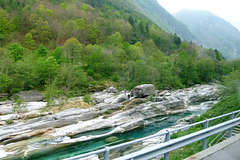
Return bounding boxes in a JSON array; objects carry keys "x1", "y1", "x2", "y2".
[
  {"x1": 83, "y1": 94, "x2": 91, "y2": 103},
  {"x1": 5, "y1": 119, "x2": 14, "y2": 124}
]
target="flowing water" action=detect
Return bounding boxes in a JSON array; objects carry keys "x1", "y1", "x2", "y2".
[{"x1": 21, "y1": 112, "x2": 199, "y2": 160}]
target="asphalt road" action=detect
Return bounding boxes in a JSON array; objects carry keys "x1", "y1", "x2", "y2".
[{"x1": 185, "y1": 133, "x2": 240, "y2": 160}]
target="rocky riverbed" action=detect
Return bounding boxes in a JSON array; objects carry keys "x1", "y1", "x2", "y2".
[{"x1": 0, "y1": 84, "x2": 220, "y2": 159}]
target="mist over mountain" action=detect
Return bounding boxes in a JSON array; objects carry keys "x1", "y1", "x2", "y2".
[
  {"x1": 130, "y1": 0, "x2": 196, "y2": 41},
  {"x1": 174, "y1": 10, "x2": 240, "y2": 59}
]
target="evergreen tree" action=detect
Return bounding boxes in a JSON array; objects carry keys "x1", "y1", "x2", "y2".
[
  {"x1": 173, "y1": 33, "x2": 181, "y2": 48},
  {"x1": 215, "y1": 49, "x2": 223, "y2": 61},
  {"x1": 128, "y1": 16, "x2": 134, "y2": 26}
]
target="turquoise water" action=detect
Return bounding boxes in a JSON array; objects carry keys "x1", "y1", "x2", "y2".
[{"x1": 21, "y1": 112, "x2": 192, "y2": 160}]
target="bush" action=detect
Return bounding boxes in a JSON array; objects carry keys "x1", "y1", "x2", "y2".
[
  {"x1": 106, "y1": 109, "x2": 113, "y2": 114},
  {"x1": 13, "y1": 98, "x2": 26, "y2": 113},
  {"x1": 83, "y1": 94, "x2": 91, "y2": 103},
  {"x1": 5, "y1": 119, "x2": 14, "y2": 124},
  {"x1": 44, "y1": 81, "x2": 60, "y2": 106}
]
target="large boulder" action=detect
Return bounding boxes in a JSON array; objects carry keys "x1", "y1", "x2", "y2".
[
  {"x1": 116, "y1": 94, "x2": 128, "y2": 103},
  {"x1": 131, "y1": 84, "x2": 156, "y2": 98},
  {"x1": 15, "y1": 91, "x2": 44, "y2": 102},
  {"x1": 106, "y1": 86, "x2": 118, "y2": 93}
]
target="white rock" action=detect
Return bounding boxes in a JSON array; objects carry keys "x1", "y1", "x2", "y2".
[
  {"x1": 0, "y1": 145, "x2": 14, "y2": 158},
  {"x1": 51, "y1": 118, "x2": 114, "y2": 137},
  {"x1": 77, "y1": 155, "x2": 99, "y2": 160},
  {"x1": 25, "y1": 102, "x2": 47, "y2": 111},
  {"x1": 131, "y1": 84, "x2": 156, "y2": 98}
]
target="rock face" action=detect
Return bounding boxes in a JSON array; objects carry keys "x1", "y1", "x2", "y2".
[
  {"x1": 131, "y1": 84, "x2": 156, "y2": 98},
  {"x1": 116, "y1": 94, "x2": 128, "y2": 103},
  {"x1": 0, "y1": 84, "x2": 220, "y2": 159},
  {"x1": 106, "y1": 86, "x2": 118, "y2": 93},
  {"x1": 15, "y1": 91, "x2": 44, "y2": 102}
]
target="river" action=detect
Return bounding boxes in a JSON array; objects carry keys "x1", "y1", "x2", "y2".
[
  {"x1": 20, "y1": 111, "x2": 203, "y2": 160},
  {"x1": 1, "y1": 84, "x2": 219, "y2": 160}
]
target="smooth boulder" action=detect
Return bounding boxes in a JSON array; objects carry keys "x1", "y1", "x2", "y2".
[
  {"x1": 106, "y1": 86, "x2": 118, "y2": 93},
  {"x1": 15, "y1": 91, "x2": 44, "y2": 102},
  {"x1": 131, "y1": 84, "x2": 156, "y2": 98}
]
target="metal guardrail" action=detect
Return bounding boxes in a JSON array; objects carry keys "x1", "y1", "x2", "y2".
[
  {"x1": 209, "y1": 111, "x2": 240, "y2": 147},
  {"x1": 64, "y1": 110, "x2": 240, "y2": 160}
]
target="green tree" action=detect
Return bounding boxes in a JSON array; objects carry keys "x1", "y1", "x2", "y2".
[
  {"x1": 63, "y1": 37, "x2": 82, "y2": 63},
  {"x1": 85, "y1": 51, "x2": 115, "y2": 79},
  {"x1": 128, "y1": 16, "x2": 134, "y2": 26},
  {"x1": 87, "y1": 21, "x2": 100, "y2": 44},
  {"x1": 44, "y1": 80, "x2": 60, "y2": 106},
  {"x1": 30, "y1": 17, "x2": 52, "y2": 44},
  {"x1": 51, "y1": 46, "x2": 65, "y2": 64},
  {"x1": 81, "y1": 3, "x2": 87, "y2": 11},
  {"x1": 0, "y1": 51, "x2": 14, "y2": 76},
  {"x1": 12, "y1": 54, "x2": 39, "y2": 90},
  {"x1": 44, "y1": 56, "x2": 59, "y2": 83},
  {"x1": 0, "y1": 9, "x2": 9, "y2": 43},
  {"x1": 173, "y1": 51, "x2": 199, "y2": 86},
  {"x1": 37, "y1": 56, "x2": 60, "y2": 85},
  {"x1": 197, "y1": 59, "x2": 214, "y2": 83},
  {"x1": 8, "y1": 42, "x2": 24, "y2": 62},
  {"x1": 57, "y1": 64, "x2": 88, "y2": 91},
  {"x1": 173, "y1": 33, "x2": 181, "y2": 48},
  {"x1": 23, "y1": 33, "x2": 36, "y2": 50},
  {"x1": 61, "y1": 20, "x2": 79, "y2": 40},
  {"x1": 0, "y1": 72, "x2": 13, "y2": 93},
  {"x1": 114, "y1": 20, "x2": 132, "y2": 41},
  {"x1": 36, "y1": 45, "x2": 48, "y2": 57},
  {"x1": 36, "y1": 4, "x2": 53, "y2": 18},
  {"x1": 107, "y1": 32, "x2": 123, "y2": 47},
  {"x1": 60, "y1": 3, "x2": 67, "y2": 8},
  {"x1": 215, "y1": 49, "x2": 223, "y2": 61}
]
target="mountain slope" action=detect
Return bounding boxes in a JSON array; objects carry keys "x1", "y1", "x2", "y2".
[
  {"x1": 130, "y1": 0, "x2": 196, "y2": 41},
  {"x1": 174, "y1": 10, "x2": 240, "y2": 59},
  {"x1": 0, "y1": 0, "x2": 235, "y2": 96}
]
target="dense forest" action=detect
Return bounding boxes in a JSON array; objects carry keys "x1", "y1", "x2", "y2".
[{"x1": 0, "y1": 0, "x2": 240, "y2": 101}]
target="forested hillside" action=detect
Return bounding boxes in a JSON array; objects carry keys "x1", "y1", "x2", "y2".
[
  {"x1": 0, "y1": 0, "x2": 239, "y2": 100},
  {"x1": 130, "y1": 0, "x2": 196, "y2": 41},
  {"x1": 174, "y1": 10, "x2": 240, "y2": 59}
]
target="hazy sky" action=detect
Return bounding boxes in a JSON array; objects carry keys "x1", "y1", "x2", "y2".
[{"x1": 157, "y1": 0, "x2": 240, "y2": 31}]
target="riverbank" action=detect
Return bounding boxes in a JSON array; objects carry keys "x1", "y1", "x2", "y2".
[{"x1": 0, "y1": 84, "x2": 220, "y2": 159}]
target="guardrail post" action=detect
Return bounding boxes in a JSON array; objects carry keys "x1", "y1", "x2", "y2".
[
  {"x1": 104, "y1": 146, "x2": 110, "y2": 160},
  {"x1": 164, "y1": 130, "x2": 170, "y2": 160},
  {"x1": 228, "y1": 112, "x2": 234, "y2": 138},
  {"x1": 202, "y1": 119, "x2": 209, "y2": 150}
]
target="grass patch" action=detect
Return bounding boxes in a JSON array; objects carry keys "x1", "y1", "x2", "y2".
[
  {"x1": 0, "y1": 97, "x2": 7, "y2": 101},
  {"x1": 83, "y1": 94, "x2": 91, "y2": 103},
  {"x1": 5, "y1": 119, "x2": 14, "y2": 124},
  {"x1": 106, "y1": 109, "x2": 113, "y2": 114},
  {"x1": 162, "y1": 93, "x2": 240, "y2": 159},
  {"x1": 42, "y1": 100, "x2": 91, "y2": 113}
]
